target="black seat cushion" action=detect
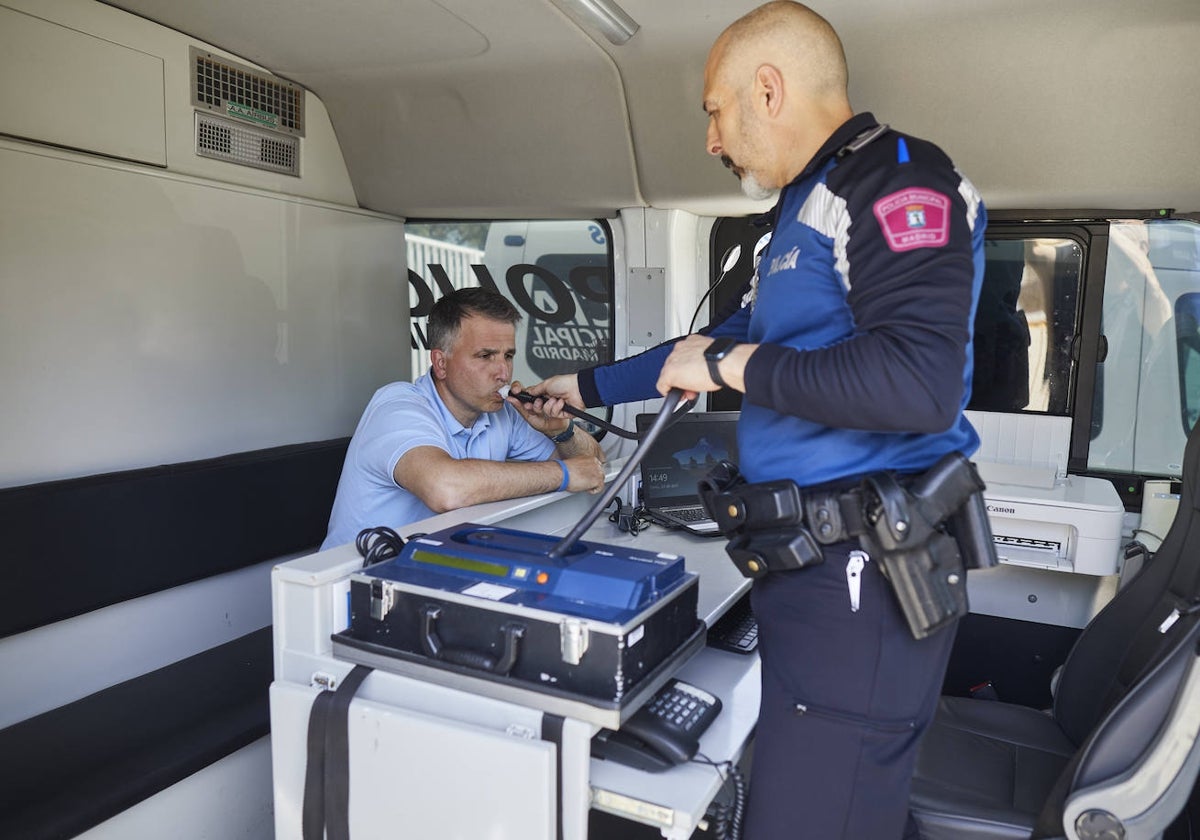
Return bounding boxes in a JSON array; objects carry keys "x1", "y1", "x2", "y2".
[{"x1": 911, "y1": 696, "x2": 1076, "y2": 839}]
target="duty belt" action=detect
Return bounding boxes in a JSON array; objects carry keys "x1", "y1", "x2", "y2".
[
  {"x1": 802, "y1": 486, "x2": 869, "y2": 545},
  {"x1": 697, "y1": 453, "x2": 999, "y2": 641},
  {"x1": 698, "y1": 463, "x2": 869, "y2": 546}
]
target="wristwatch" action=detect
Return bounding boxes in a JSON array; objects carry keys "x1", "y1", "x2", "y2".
[
  {"x1": 549, "y1": 420, "x2": 576, "y2": 444},
  {"x1": 704, "y1": 337, "x2": 739, "y2": 388}
]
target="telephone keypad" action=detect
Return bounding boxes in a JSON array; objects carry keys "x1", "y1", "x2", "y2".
[{"x1": 644, "y1": 680, "x2": 720, "y2": 734}]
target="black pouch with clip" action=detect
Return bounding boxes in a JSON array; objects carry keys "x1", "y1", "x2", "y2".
[
  {"x1": 699, "y1": 461, "x2": 822, "y2": 579},
  {"x1": 697, "y1": 460, "x2": 746, "y2": 534}
]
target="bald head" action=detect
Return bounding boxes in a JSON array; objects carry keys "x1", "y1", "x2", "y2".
[
  {"x1": 703, "y1": 1, "x2": 853, "y2": 193},
  {"x1": 715, "y1": 1, "x2": 848, "y2": 105}
]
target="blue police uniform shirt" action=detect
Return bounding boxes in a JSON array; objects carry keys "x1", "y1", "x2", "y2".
[
  {"x1": 321, "y1": 373, "x2": 556, "y2": 549},
  {"x1": 579, "y1": 112, "x2": 986, "y2": 488}
]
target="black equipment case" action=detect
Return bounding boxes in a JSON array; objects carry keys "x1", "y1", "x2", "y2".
[{"x1": 331, "y1": 523, "x2": 703, "y2": 726}]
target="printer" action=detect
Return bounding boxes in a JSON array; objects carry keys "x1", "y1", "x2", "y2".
[
  {"x1": 966, "y1": 411, "x2": 1125, "y2": 576},
  {"x1": 977, "y1": 470, "x2": 1125, "y2": 575}
]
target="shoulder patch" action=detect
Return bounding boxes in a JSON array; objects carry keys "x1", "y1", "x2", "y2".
[{"x1": 872, "y1": 187, "x2": 951, "y2": 252}]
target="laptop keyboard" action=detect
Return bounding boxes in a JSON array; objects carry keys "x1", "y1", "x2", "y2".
[{"x1": 661, "y1": 506, "x2": 710, "y2": 523}]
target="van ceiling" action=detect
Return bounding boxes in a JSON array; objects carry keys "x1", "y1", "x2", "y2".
[{"x1": 106, "y1": 0, "x2": 1200, "y2": 219}]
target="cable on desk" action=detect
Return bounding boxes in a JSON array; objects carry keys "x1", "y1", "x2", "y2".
[
  {"x1": 607, "y1": 496, "x2": 654, "y2": 535},
  {"x1": 694, "y1": 754, "x2": 747, "y2": 840},
  {"x1": 355, "y1": 526, "x2": 406, "y2": 569}
]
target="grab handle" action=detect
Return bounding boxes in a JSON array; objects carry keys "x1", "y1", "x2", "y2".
[{"x1": 419, "y1": 604, "x2": 524, "y2": 675}]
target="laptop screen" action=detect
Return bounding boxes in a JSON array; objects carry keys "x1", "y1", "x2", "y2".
[{"x1": 634, "y1": 411, "x2": 741, "y2": 508}]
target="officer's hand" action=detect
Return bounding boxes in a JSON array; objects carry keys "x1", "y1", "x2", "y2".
[
  {"x1": 564, "y1": 454, "x2": 606, "y2": 494},
  {"x1": 524, "y1": 374, "x2": 585, "y2": 410},
  {"x1": 508, "y1": 380, "x2": 572, "y2": 434},
  {"x1": 656, "y1": 334, "x2": 715, "y2": 401},
  {"x1": 657, "y1": 334, "x2": 754, "y2": 398}
]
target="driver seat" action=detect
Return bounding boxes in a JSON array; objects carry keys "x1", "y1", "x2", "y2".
[{"x1": 909, "y1": 420, "x2": 1200, "y2": 840}]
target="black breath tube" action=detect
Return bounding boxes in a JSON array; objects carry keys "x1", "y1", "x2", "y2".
[
  {"x1": 548, "y1": 389, "x2": 692, "y2": 558},
  {"x1": 511, "y1": 389, "x2": 640, "y2": 440}
]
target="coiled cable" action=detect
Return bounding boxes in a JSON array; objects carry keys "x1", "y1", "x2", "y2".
[{"x1": 354, "y1": 526, "x2": 406, "y2": 569}]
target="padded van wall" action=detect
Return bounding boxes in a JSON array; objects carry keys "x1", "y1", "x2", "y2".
[{"x1": 0, "y1": 439, "x2": 349, "y2": 639}]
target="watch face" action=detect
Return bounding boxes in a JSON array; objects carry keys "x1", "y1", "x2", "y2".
[{"x1": 706, "y1": 337, "x2": 736, "y2": 359}]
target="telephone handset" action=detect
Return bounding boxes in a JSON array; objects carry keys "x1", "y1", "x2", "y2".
[{"x1": 591, "y1": 679, "x2": 723, "y2": 772}]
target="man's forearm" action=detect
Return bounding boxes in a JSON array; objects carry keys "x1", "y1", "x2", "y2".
[
  {"x1": 422, "y1": 458, "x2": 570, "y2": 511},
  {"x1": 552, "y1": 425, "x2": 603, "y2": 460}
]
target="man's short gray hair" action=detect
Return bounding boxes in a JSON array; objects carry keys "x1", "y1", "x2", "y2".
[{"x1": 427, "y1": 287, "x2": 521, "y2": 353}]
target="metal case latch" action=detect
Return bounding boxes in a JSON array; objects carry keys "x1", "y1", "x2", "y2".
[
  {"x1": 369, "y1": 579, "x2": 394, "y2": 620},
  {"x1": 560, "y1": 617, "x2": 590, "y2": 665}
]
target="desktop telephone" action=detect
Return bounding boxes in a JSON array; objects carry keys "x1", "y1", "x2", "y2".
[{"x1": 591, "y1": 679, "x2": 722, "y2": 772}]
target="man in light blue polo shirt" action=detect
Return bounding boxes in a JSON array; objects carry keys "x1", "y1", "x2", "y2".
[{"x1": 322, "y1": 287, "x2": 605, "y2": 549}]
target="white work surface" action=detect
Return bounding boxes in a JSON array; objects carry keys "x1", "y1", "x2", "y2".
[{"x1": 270, "y1": 461, "x2": 760, "y2": 840}]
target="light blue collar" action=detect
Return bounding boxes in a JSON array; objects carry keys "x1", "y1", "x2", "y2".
[{"x1": 415, "y1": 372, "x2": 494, "y2": 442}]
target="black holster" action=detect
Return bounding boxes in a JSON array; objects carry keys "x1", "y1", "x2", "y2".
[
  {"x1": 698, "y1": 461, "x2": 822, "y2": 579},
  {"x1": 859, "y1": 453, "x2": 997, "y2": 640}
]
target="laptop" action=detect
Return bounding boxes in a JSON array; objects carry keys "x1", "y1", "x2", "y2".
[{"x1": 634, "y1": 411, "x2": 740, "y2": 536}]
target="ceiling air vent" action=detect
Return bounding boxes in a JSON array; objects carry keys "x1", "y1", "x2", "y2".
[
  {"x1": 190, "y1": 46, "x2": 304, "y2": 137},
  {"x1": 196, "y1": 112, "x2": 300, "y2": 176}
]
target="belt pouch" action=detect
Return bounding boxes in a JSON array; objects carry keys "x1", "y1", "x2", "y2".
[
  {"x1": 700, "y1": 463, "x2": 824, "y2": 578},
  {"x1": 726, "y1": 527, "x2": 822, "y2": 579},
  {"x1": 705, "y1": 479, "x2": 804, "y2": 534}
]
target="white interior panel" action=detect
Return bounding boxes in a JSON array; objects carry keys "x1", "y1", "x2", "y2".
[
  {"x1": 0, "y1": 6, "x2": 166, "y2": 166},
  {"x1": 270, "y1": 682, "x2": 556, "y2": 840},
  {"x1": 3, "y1": 0, "x2": 360, "y2": 205},
  {"x1": 0, "y1": 141, "x2": 407, "y2": 487},
  {"x1": 99, "y1": 0, "x2": 1200, "y2": 217},
  {"x1": 967, "y1": 563, "x2": 1119, "y2": 629}
]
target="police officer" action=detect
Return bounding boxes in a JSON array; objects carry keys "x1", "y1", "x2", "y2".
[{"x1": 528, "y1": 2, "x2": 986, "y2": 837}]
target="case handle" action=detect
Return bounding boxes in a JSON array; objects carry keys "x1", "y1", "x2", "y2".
[{"x1": 419, "y1": 604, "x2": 524, "y2": 675}]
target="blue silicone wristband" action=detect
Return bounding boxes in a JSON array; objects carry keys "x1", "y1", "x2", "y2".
[{"x1": 556, "y1": 459, "x2": 569, "y2": 492}]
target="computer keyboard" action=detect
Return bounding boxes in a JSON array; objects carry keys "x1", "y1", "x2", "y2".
[
  {"x1": 665, "y1": 506, "x2": 710, "y2": 522},
  {"x1": 707, "y1": 594, "x2": 758, "y2": 654},
  {"x1": 646, "y1": 506, "x2": 722, "y2": 535}
]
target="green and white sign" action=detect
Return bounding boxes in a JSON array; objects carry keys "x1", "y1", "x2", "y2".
[{"x1": 226, "y1": 101, "x2": 279, "y2": 129}]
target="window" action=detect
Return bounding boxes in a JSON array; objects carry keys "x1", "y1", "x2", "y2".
[
  {"x1": 970, "y1": 237, "x2": 1082, "y2": 414},
  {"x1": 404, "y1": 219, "x2": 614, "y2": 414},
  {"x1": 1090, "y1": 219, "x2": 1200, "y2": 476},
  {"x1": 711, "y1": 215, "x2": 1200, "y2": 483},
  {"x1": 1176, "y1": 294, "x2": 1200, "y2": 435}
]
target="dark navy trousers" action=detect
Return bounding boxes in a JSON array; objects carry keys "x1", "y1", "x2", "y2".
[{"x1": 743, "y1": 539, "x2": 958, "y2": 839}]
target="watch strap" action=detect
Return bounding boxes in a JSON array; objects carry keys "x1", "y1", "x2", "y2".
[
  {"x1": 549, "y1": 421, "x2": 576, "y2": 444},
  {"x1": 706, "y1": 356, "x2": 728, "y2": 389}
]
